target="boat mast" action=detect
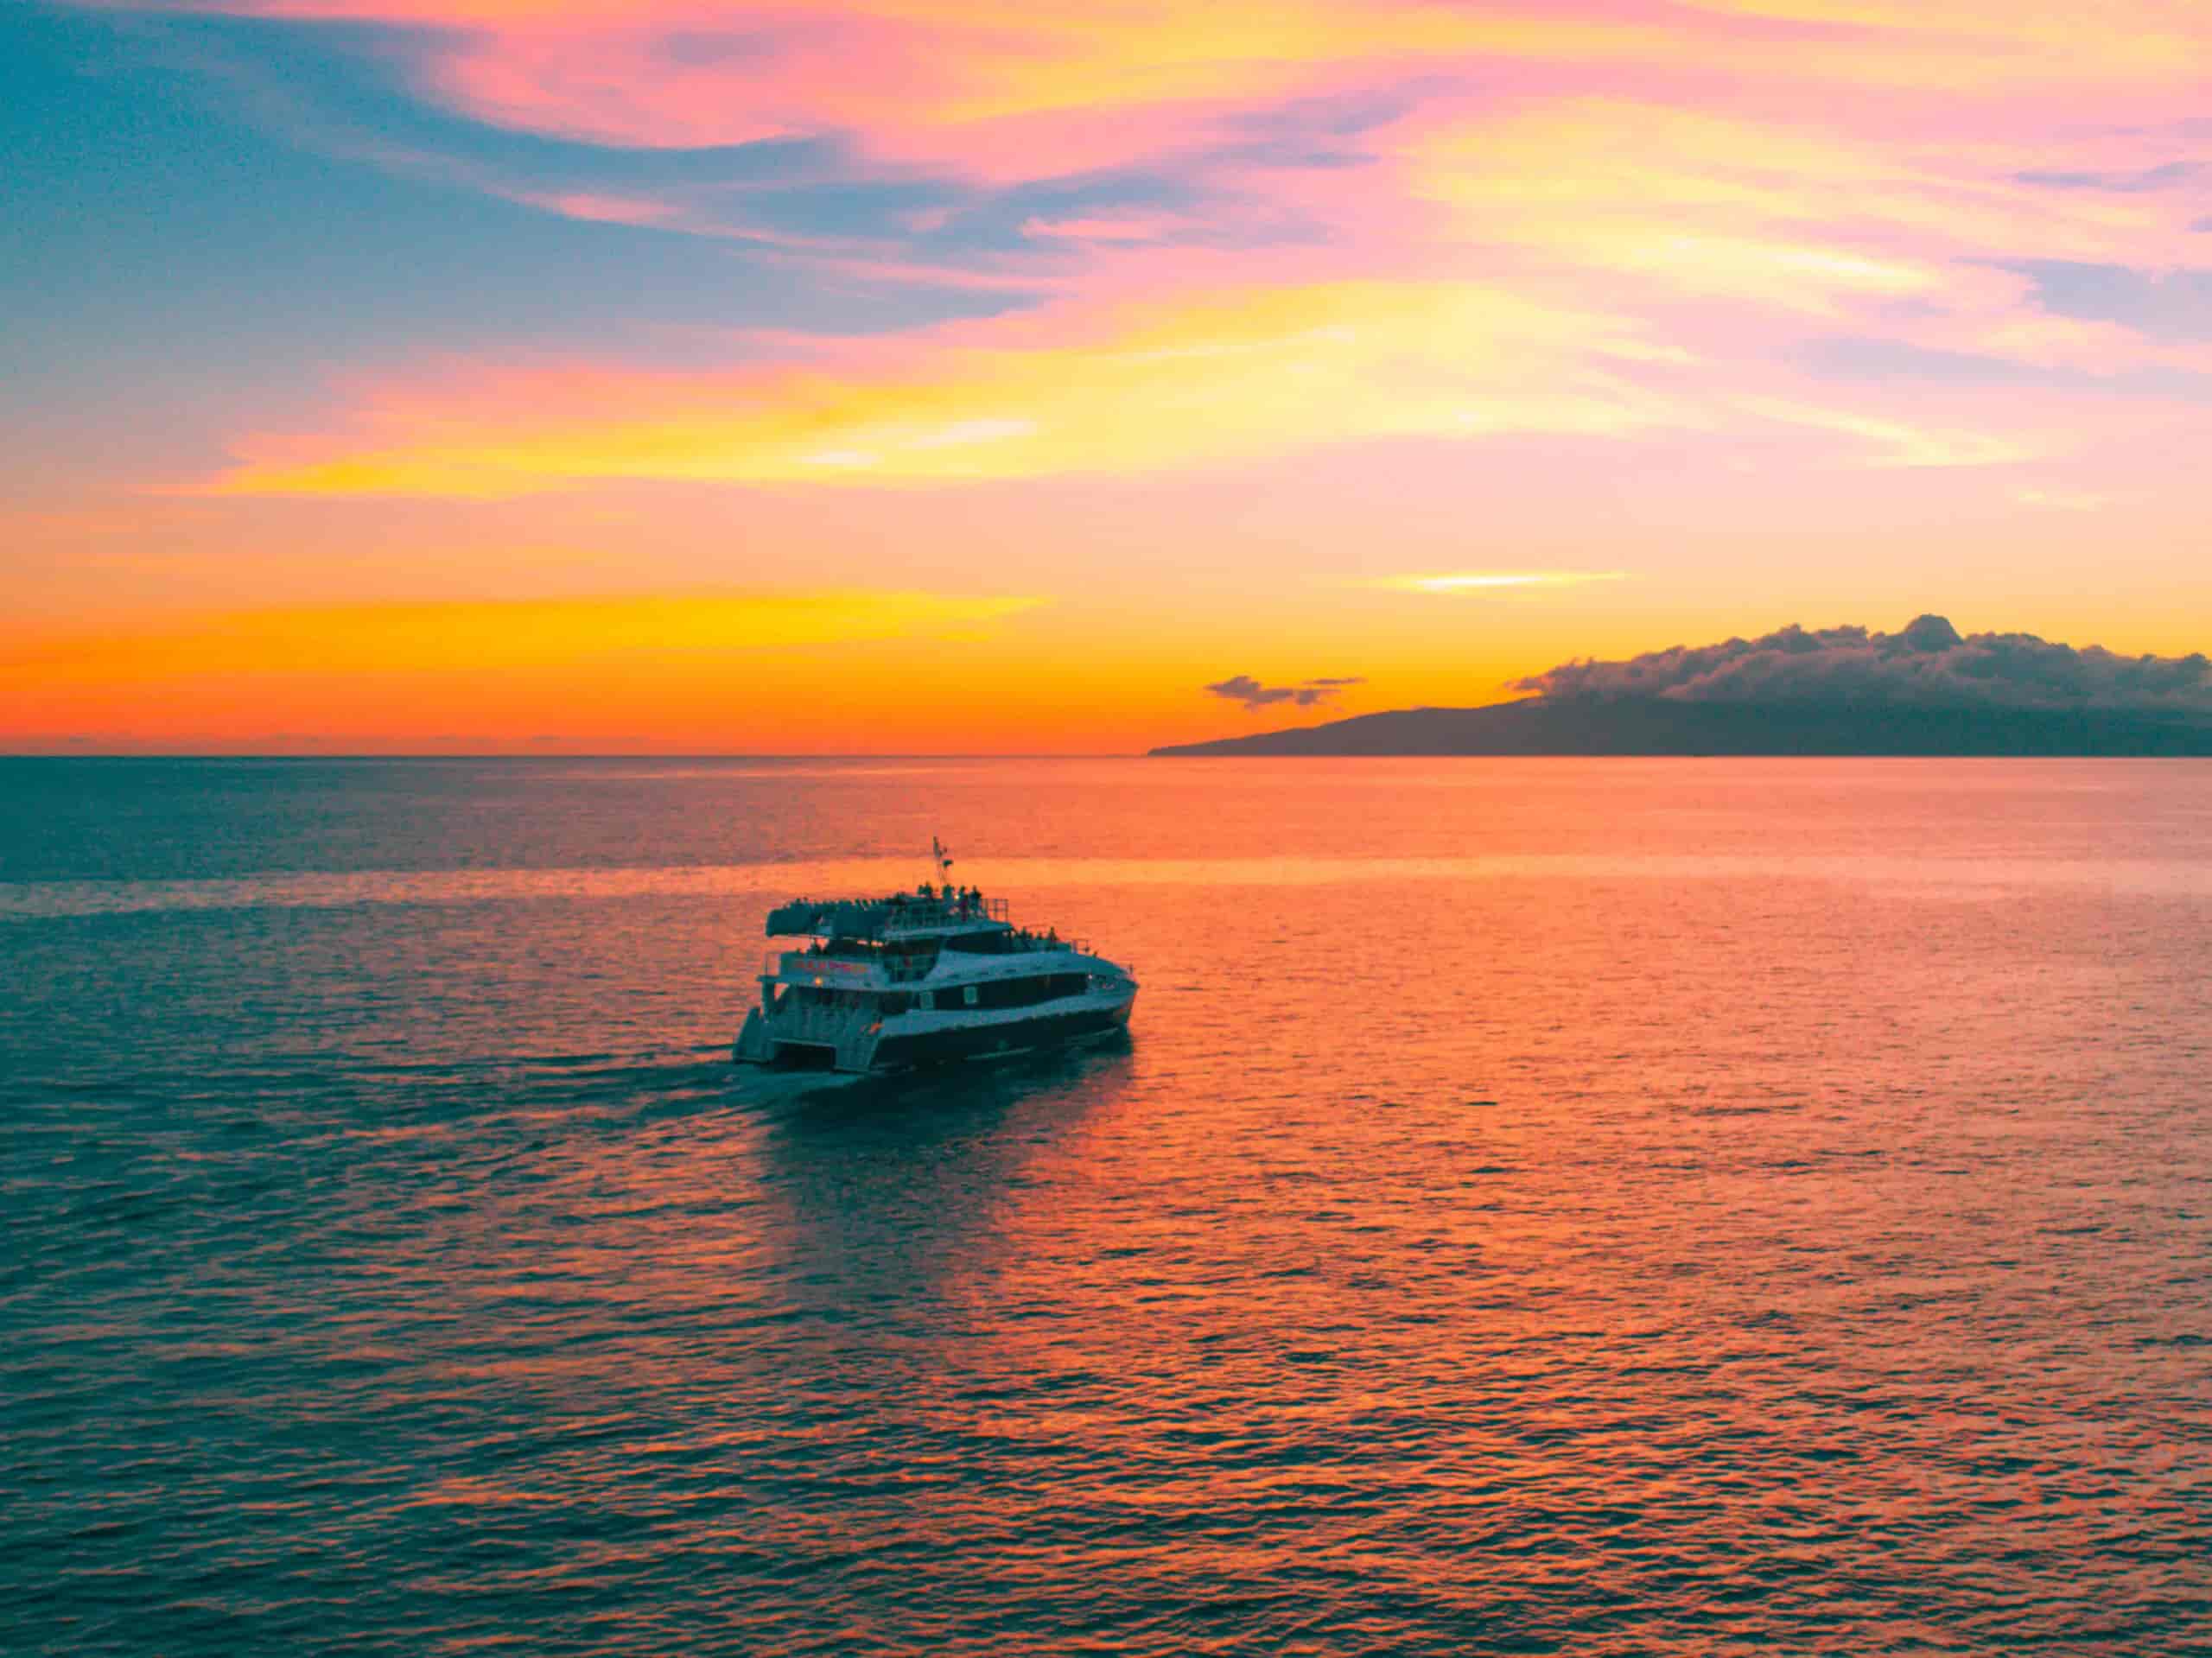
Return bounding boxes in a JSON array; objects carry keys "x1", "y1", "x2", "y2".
[{"x1": 931, "y1": 835, "x2": 955, "y2": 887}]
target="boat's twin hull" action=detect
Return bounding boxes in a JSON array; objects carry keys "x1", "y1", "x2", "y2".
[
  {"x1": 870, "y1": 999, "x2": 1132, "y2": 1070},
  {"x1": 736, "y1": 990, "x2": 1135, "y2": 1074}
]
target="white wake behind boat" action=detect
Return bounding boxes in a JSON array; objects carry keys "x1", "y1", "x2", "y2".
[{"x1": 734, "y1": 842, "x2": 1136, "y2": 1073}]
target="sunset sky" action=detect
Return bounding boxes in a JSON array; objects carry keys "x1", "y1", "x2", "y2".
[{"x1": 6, "y1": 1, "x2": 2209, "y2": 752}]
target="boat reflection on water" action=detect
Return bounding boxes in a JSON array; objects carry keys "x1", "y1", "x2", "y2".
[
  {"x1": 772, "y1": 1025, "x2": 1135, "y2": 1128},
  {"x1": 737, "y1": 1032, "x2": 1137, "y2": 1310}
]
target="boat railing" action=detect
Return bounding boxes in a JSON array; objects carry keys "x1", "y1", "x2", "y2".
[
  {"x1": 768, "y1": 893, "x2": 1011, "y2": 939},
  {"x1": 1012, "y1": 931, "x2": 1091, "y2": 956},
  {"x1": 874, "y1": 895, "x2": 1009, "y2": 931}
]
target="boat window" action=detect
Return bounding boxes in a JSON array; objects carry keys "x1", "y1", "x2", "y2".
[{"x1": 924, "y1": 973, "x2": 1092, "y2": 1013}]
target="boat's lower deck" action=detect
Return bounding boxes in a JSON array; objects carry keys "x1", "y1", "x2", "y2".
[{"x1": 735, "y1": 983, "x2": 1135, "y2": 1073}]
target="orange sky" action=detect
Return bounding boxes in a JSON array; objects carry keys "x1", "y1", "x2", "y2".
[{"x1": 5, "y1": 1, "x2": 2209, "y2": 751}]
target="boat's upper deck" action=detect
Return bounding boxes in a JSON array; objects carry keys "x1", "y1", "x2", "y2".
[
  {"x1": 760, "y1": 886, "x2": 1108, "y2": 986},
  {"x1": 766, "y1": 888, "x2": 1011, "y2": 943}
]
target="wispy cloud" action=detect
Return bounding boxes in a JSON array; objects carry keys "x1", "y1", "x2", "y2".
[
  {"x1": 201, "y1": 282, "x2": 1696, "y2": 496},
  {"x1": 1020, "y1": 215, "x2": 1195, "y2": 245},
  {"x1": 501, "y1": 191, "x2": 678, "y2": 229},
  {"x1": 88, "y1": 2, "x2": 2212, "y2": 175},
  {"x1": 1206, "y1": 673, "x2": 1363, "y2": 710}
]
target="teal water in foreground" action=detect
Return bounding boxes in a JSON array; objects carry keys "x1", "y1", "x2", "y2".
[{"x1": 3, "y1": 758, "x2": 2209, "y2": 1655}]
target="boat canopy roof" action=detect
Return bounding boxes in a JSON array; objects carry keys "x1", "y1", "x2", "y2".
[{"x1": 766, "y1": 890, "x2": 1011, "y2": 941}]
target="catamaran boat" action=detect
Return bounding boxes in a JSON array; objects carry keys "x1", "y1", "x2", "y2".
[{"x1": 734, "y1": 844, "x2": 1137, "y2": 1073}]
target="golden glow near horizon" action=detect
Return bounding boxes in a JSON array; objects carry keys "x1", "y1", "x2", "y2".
[{"x1": 6, "y1": 0, "x2": 2209, "y2": 750}]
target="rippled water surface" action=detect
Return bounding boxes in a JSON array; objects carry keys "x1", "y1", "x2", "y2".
[{"x1": 5, "y1": 758, "x2": 2209, "y2": 1655}]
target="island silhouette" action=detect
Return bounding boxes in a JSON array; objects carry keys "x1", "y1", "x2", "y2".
[{"x1": 1154, "y1": 616, "x2": 2212, "y2": 757}]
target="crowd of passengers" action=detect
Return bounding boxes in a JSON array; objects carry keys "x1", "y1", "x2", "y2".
[
  {"x1": 893, "y1": 881, "x2": 987, "y2": 916},
  {"x1": 798, "y1": 881, "x2": 1066, "y2": 959}
]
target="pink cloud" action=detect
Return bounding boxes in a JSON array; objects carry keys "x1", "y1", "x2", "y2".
[
  {"x1": 504, "y1": 190, "x2": 676, "y2": 227},
  {"x1": 1020, "y1": 215, "x2": 1196, "y2": 245},
  {"x1": 90, "y1": 1, "x2": 2212, "y2": 180},
  {"x1": 67, "y1": 1, "x2": 2212, "y2": 521}
]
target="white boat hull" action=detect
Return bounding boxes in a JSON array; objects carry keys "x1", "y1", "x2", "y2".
[{"x1": 735, "y1": 983, "x2": 1135, "y2": 1073}]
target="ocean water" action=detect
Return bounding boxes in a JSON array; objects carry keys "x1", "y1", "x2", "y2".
[{"x1": 3, "y1": 756, "x2": 2209, "y2": 1655}]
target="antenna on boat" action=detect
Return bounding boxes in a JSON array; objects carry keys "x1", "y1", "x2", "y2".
[{"x1": 931, "y1": 835, "x2": 955, "y2": 886}]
